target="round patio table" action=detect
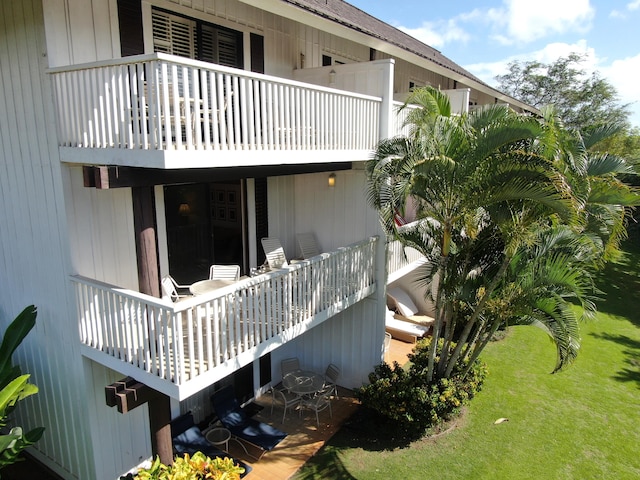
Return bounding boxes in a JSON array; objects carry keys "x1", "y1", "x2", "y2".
[
  {"x1": 189, "y1": 279, "x2": 235, "y2": 295},
  {"x1": 282, "y1": 370, "x2": 325, "y2": 396}
]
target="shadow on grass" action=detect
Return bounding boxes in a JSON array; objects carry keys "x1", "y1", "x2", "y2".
[
  {"x1": 590, "y1": 332, "x2": 640, "y2": 387},
  {"x1": 589, "y1": 240, "x2": 640, "y2": 387},
  {"x1": 295, "y1": 407, "x2": 417, "y2": 479}
]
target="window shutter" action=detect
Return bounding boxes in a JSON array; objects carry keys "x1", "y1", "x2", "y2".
[
  {"x1": 118, "y1": 0, "x2": 144, "y2": 57},
  {"x1": 152, "y1": 10, "x2": 195, "y2": 59}
]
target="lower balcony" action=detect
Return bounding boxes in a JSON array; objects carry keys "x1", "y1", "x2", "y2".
[{"x1": 73, "y1": 237, "x2": 377, "y2": 400}]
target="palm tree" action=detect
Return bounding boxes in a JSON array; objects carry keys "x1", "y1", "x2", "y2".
[{"x1": 367, "y1": 87, "x2": 638, "y2": 383}]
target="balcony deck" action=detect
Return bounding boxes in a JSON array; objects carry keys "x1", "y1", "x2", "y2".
[
  {"x1": 74, "y1": 237, "x2": 377, "y2": 400},
  {"x1": 49, "y1": 53, "x2": 383, "y2": 169}
]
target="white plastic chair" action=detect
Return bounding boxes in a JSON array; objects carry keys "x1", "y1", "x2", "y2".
[
  {"x1": 296, "y1": 232, "x2": 321, "y2": 259},
  {"x1": 161, "y1": 275, "x2": 190, "y2": 302},
  {"x1": 209, "y1": 264, "x2": 240, "y2": 281},
  {"x1": 261, "y1": 237, "x2": 288, "y2": 269}
]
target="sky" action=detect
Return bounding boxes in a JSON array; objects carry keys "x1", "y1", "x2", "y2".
[{"x1": 348, "y1": 0, "x2": 640, "y2": 128}]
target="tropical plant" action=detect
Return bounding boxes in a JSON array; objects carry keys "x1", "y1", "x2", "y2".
[
  {"x1": 123, "y1": 452, "x2": 245, "y2": 480},
  {"x1": 356, "y1": 337, "x2": 487, "y2": 434},
  {"x1": 0, "y1": 305, "x2": 44, "y2": 473},
  {"x1": 367, "y1": 86, "x2": 640, "y2": 385}
]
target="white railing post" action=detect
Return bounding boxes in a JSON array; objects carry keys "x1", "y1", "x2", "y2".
[{"x1": 378, "y1": 58, "x2": 395, "y2": 142}]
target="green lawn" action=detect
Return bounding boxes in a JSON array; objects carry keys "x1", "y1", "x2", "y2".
[{"x1": 294, "y1": 245, "x2": 640, "y2": 480}]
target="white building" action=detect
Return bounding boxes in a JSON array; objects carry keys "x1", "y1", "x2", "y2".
[{"x1": 0, "y1": 1, "x2": 535, "y2": 478}]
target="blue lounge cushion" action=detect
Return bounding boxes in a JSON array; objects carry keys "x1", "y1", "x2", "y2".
[
  {"x1": 211, "y1": 386, "x2": 287, "y2": 452},
  {"x1": 170, "y1": 412, "x2": 252, "y2": 477}
]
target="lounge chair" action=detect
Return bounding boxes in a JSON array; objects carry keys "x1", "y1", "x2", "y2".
[
  {"x1": 261, "y1": 237, "x2": 289, "y2": 269},
  {"x1": 296, "y1": 232, "x2": 321, "y2": 259},
  {"x1": 170, "y1": 411, "x2": 252, "y2": 477},
  {"x1": 387, "y1": 286, "x2": 435, "y2": 326},
  {"x1": 385, "y1": 308, "x2": 430, "y2": 343},
  {"x1": 211, "y1": 385, "x2": 287, "y2": 460}
]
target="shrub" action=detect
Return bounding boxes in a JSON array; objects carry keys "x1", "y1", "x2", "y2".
[
  {"x1": 355, "y1": 337, "x2": 487, "y2": 436},
  {"x1": 124, "y1": 452, "x2": 245, "y2": 480}
]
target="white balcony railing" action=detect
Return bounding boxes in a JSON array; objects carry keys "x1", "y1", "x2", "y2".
[
  {"x1": 73, "y1": 237, "x2": 377, "y2": 398},
  {"x1": 49, "y1": 53, "x2": 382, "y2": 153}
]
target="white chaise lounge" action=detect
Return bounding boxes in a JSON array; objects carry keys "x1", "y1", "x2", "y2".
[{"x1": 385, "y1": 309, "x2": 430, "y2": 343}]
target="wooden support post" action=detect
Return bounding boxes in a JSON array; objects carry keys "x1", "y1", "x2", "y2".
[
  {"x1": 149, "y1": 393, "x2": 173, "y2": 465},
  {"x1": 105, "y1": 378, "x2": 173, "y2": 465},
  {"x1": 132, "y1": 186, "x2": 160, "y2": 298}
]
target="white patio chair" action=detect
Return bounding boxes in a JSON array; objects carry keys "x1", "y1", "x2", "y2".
[
  {"x1": 296, "y1": 232, "x2": 321, "y2": 259},
  {"x1": 209, "y1": 264, "x2": 241, "y2": 281},
  {"x1": 261, "y1": 237, "x2": 288, "y2": 269},
  {"x1": 161, "y1": 275, "x2": 191, "y2": 302}
]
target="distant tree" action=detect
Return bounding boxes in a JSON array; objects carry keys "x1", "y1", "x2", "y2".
[{"x1": 496, "y1": 53, "x2": 631, "y2": 132}]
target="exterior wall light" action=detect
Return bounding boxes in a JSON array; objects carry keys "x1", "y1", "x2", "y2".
[{"x1": 328, "y1": 173, "x2": 336, "y2": 188}]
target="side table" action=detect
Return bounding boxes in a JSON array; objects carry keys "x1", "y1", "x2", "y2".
[{"x1": 206, "y1": 427, "x2": 231, "y2": 452}]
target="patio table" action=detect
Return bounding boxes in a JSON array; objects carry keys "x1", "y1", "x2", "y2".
[
  {"x1": 189, "y1": 279, "x2": 235, "y2": 295},
  {"x1": 282, "y1": 370, "x2": 325, "y2": 396}
]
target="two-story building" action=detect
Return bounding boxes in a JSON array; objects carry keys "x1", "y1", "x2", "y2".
[{"x1": 0, "y1": 0, "x2": 536, "y2": 478}]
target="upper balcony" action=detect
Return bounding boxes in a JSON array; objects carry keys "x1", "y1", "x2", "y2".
[
  {"x1": 48, "y1": 53, "x2": 386, "y2": 169},
  {"x1": 74, "y1": 237, "x2": 377, "y2": 400}
]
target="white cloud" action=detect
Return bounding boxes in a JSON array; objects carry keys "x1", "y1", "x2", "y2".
[
  {"x1": 628, "y1": 0, "x2": 640, "y2": 11},
  {"x1": 398, "y1": 19, "x2": 471, "y2": 49},
  {"x1": 491, "y1": 0, "x2": 595, "y2": 45},
  {"x1": 600, "y1": 54, "x2": 640, "y2": 126}
]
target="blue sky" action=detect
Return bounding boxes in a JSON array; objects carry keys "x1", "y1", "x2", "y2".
[{"x1": 348, "y1": 0, "x2": 640, "y2": 127}]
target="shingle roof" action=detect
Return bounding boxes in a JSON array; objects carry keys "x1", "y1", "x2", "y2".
[{"x1": 284, "y1": 0, "x2": 492, "y2": 89}]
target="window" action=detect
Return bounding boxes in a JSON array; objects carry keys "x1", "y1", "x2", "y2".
[{"x1": 152, "y1": 8, "x2": 243, "y2": 68}]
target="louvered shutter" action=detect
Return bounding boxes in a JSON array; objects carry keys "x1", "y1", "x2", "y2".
[{"x1": 152, "y1": 10, "x2": 195, "y2": 59}]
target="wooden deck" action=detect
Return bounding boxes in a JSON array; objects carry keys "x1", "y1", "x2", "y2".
[{"x1": 225, "y1": 338, "x2": 415, "y2": 479}]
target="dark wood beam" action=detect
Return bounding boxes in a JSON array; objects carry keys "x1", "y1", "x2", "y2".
[
  {"x1": 105, "y1": 376, "x2": 137, "y2": 407},
  {"x1": 83, "y1": 162, "x2": 352, "y2": 189},
  {"x1": 132, "y1": 186, "x2": 160, "y2": 298},
  {"x1": 105, "y1": 378, "x2": 173, "y2": 465}
]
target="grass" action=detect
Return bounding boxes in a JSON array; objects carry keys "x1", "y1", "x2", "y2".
[{"x1": 293, "y1": 243, "x2": 640, "y2": 480}]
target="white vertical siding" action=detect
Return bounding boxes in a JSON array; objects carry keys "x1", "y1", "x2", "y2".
[
  {"x1": 2, "y1": 1, "x2": 149, "y2": 479},
  {"x1": 64, "y1": 167, "x2": 139, "y2": 289},
  {"x1": 0, "y1": 1, "x2": 94, "y2": 478}
]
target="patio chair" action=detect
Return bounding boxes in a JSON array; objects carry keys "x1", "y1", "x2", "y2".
[
  {"x1": 385, "y1": 307, "x2": 430, "y2": 343},
  {"x1": 269, "y1": 384, "x2": 301, "y2": 423},
  {"x1": 281, "y1": 357, "x2": 301, "y2": 377},
  {"x1": 261, "y1": 237, "x2": 288, "y2": 269},
  {"x1": 211, "y1": 385, "x2": 287, "y2": 460},
  {"x1": 322, "y1": 363, "x2": 340, "y2": 399},
  {"x1": 296, "y1": 232, "x2": 321, "y2": 259},
  {"x1": 299, "y1": 391, "x2": 332, "y2": 427},
  {"x1": 209, "y1": 264, "x2": 241, "y2": 281},
  {"x1": 170, "y1": 411, "x2": 252, "y2": 477},
  {"x1": 387, "y1": 286, "x2": 435, "y2": 326},
  {"x1": 161, "y1": 275, "x2": 191, "y2": 302}
]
